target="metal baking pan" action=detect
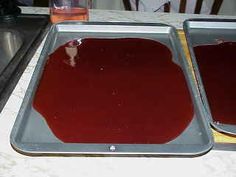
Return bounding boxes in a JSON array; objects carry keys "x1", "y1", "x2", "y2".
[
  {"x1": 184, "y1": 19, "x2": 236, "y2": 137},
  {"x1": 0, "y1": 14, "x2": 50, "y2": 112},
  {"x1": 10, "y1": 22, "x2": 213, "y2": 156}
]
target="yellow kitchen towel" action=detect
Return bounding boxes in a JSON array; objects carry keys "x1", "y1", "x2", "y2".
[{"x1": 178, "y1": 30, "x2": 236, "y2": 144}]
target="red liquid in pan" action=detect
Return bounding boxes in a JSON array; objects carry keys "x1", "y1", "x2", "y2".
[
  {"x1": 194, "y1": 42, "x2": 236, "y2": 125},
  {"x1": 33, "y1": 38, "x2": 194, "y2": 144}
]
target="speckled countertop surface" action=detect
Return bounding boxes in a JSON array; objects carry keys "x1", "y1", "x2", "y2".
[{"x1": 0, "y1": 7, "x2": 236, "y2": 177}]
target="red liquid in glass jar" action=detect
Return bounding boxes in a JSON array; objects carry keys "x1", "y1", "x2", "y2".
[
  {"x1": 194, "y1": 42, "x2": 236, "y2": 125},
  {"x1": 33, "y1": 38, "x2": 194, "y2": 144},
  {"x1": 50, "y1": 7, "x2": 88, "y2": 23}
]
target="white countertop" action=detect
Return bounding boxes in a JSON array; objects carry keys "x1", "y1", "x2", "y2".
[{"x1": 0, "y1": 7, "x2": 236, "y2": 177}]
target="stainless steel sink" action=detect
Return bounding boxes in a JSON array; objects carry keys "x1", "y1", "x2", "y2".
[
  {"x1": 0, "y1": 29, "x2": 23, "y2": 74},
  {"x1": 0, "y1": 14, "x2": 50, "y2": 112}
]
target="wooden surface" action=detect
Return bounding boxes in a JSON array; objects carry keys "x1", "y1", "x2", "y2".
[{"x1": 178, "y1": 30, "x2": 236, "y2": 144}]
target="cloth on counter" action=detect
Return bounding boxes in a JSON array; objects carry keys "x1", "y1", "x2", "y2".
[
  {"x1": 129, "y1": 0, "x2": 211, "y2": 14},
  {"x1": 17, "y1": 0, "x2": 33, "y2": 6}
]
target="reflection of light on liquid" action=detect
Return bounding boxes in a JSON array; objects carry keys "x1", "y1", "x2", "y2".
[
  {"x1": 64, "y1": 39, "x2": 83, "y2": 67},
  {"x1": 77, "y1": 39, "x2": 82, "y2": 46}
]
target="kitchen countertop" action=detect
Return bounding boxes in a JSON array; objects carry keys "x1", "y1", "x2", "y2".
[{"x1": 0, "y1": 7, "x2": 236, "y2": 177}]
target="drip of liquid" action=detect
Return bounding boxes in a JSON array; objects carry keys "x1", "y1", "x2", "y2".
[
  {"x1": 50, "y1": 7, "x2": 88, "y2": 24},
  {"x1": 194, "y1": 42, "x2": 236, "y2": 125},
  {"x1": 33, "y1": 38, "x2": 194, "y2": 144}
]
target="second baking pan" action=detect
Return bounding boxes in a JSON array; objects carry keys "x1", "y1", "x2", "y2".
[
  {"x1": 10, "y1": 22, "x2": 212, "y2": 156},
  {"x1": 184, "y1": 19, "x2": 236, "y2": 136}
]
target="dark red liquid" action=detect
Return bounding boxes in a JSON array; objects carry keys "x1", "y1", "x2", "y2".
[
  {"x1": 194, "y1": 42, "x2": 236, "y2": 125},
  {"x1": 33, "y1": 38, "x2": 194, "y2": 144}
]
